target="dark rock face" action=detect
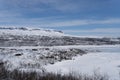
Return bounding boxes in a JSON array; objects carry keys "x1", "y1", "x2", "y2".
[{"x1": 0, "y1": 34, "x2": 120, "y2": 47}]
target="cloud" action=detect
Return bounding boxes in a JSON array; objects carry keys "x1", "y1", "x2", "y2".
[
  {"x1": 0, "y1": 15, "x2": 65, "y2": 26},
  {"x1": 38, "y1": 18, "x2": 120, "y2": 27},
  {"x1": 0, "y1": 10, "x2": 21, "y2": 18},
  {"x1": 63, "y1": 28, "x2": 120, "y2": 37},
  {"x1": 63, "y1": 28, "x2": 120, "y2": 33},
  {"x1": 0, "y1": 16, "x2": 120, "y2": 27},
  {"x1": 0, "y1": 0, "x2": 120, "y2": 27},
  {"x1": 0, "y1": 0, "x2": 110, "y2": 13}
]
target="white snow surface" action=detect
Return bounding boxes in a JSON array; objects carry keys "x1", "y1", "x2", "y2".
[
  {"x1": 0, "y1": 45, "x2": 120, "y2": 80},
  {"x1": 44, "y1": 45, "x2": 120, "y2": 80},
  {"x1": 1, "y1": 45, "x2": 119, "y2": 50},
  {"x1": 0, "y1": 27, "x2": 65, "y2": 37}
]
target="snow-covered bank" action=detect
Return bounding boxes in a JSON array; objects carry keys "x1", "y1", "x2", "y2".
[
  {"x1": 0, "y1": 45, "x2": 87, "y2": 72},
  {"x1": 0, "y1": 44, "x2": 120, "y2": 80},
  {"x1": 45, "y1": 46, "x2": 120, "y2": 80},
  {"x1": 1, "y1": 45, "x2": 119, "y2": 72}
]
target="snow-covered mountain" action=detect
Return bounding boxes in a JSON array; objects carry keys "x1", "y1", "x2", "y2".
[
  {"x1": 0, "y1": 27, "x2": 64, "y2": 36},
  {"x1": 0, "y1": 27, "x2": 120, "y2": 47},
  {"x1": 0, "y1": 27, "x2": 120, "y2": 80}
]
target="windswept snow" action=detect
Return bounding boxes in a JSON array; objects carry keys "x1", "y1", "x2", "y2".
[
  {"x1": 0, "y1": 27, "x2": 120, "y2": 47},
  {"x1": 0, "y1": 27, "x2": 65, "y2": 37},
  {"x1": 0, "y1": 27, "x2": 120, "y2": 80},
  {"x1": 0, "y1": 45, "x2": 120, "y2": 80},
  {"x1": 0, "y1": 45, "x2": 87, "y2": 72},
  {"x1": 45, "y1": 46, "x2": 120, "y2": 80}
]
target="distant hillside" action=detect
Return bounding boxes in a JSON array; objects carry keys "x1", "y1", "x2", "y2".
[{"x1": 0, "y1": 27, "x2": 120, "y2": 47}]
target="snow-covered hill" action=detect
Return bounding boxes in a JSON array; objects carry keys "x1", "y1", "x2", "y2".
[
  {"x1": 0, "y1": 27, "x2": 64, "y2": 37},
  {"x1": 0, "y1": 27, "x2": 120, "y2": 47},
  {"x1": 0, "y1": 27, "x2": 120, "y2": 80}
]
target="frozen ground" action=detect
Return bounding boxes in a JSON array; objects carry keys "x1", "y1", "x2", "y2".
[
  {"x1": 0, "y1": 27, "x2": 120, "y2": 80},
  {"x1": 0, "y1": 44, "x2": 120, "y2": 80},
  {"x1": 0, "y1": 45, "x2": 87, "y2": 72},
  {"x1": 45, "y1": 45, "x2": 120, "y2": 80}
]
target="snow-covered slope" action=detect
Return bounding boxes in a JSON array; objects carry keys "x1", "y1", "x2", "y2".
[
  {"x1": 0, "y1": 27, "x2": 120, "y2": 47},
  {"x1": 0, "y1": 27, "x2": 120, "y2": 80},
  {"x1": 45, "y1": 45, "x2": 120, "y2": 80},
  {"x1": 0, "y1": 45, "x2": 120, "y2": 80},
  {"x1": 0, "y1": 27, "x2": 65, "y2": 37}
]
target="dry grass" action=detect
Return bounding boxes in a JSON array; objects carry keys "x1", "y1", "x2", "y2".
[{"x1": 0, "y1": 61, "x2": 109, "y2": 80}]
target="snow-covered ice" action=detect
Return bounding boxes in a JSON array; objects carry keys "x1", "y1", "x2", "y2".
[{"x1": 45, "y1": 45, "x2": 120, "y2": 80}]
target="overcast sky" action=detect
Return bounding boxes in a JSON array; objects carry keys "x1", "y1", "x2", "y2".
[{"x1": 0, "y1": 0, "x2": 120, "y2": 37}]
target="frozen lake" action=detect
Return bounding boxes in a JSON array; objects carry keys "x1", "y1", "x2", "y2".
[{"x1": 45, "y1": 45, "x2": 120, "y2": 80}]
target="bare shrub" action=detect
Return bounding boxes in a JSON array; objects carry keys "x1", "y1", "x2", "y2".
[{"x1": 0, "y1": 62, "x2": 110, "y2": 80}]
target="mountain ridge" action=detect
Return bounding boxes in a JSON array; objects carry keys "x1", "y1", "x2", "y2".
[{"x1": 0, "y1": 26, "x2": 120, "y2": 47}]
